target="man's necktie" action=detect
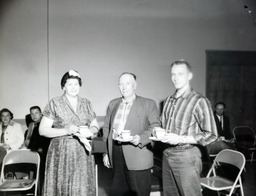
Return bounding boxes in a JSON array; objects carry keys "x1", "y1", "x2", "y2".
[{"x1": 219, "y1": 116, "x2": 223, "y2": 130}]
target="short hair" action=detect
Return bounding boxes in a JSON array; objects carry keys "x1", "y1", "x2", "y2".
[
  {"x1": 119, "y1": 72, "x2": 137, "y2": 81},
  {"x1": 30, "y1": 106, "x2": 41, "y2": 113},
  {"x1": 170, "y1": 60, "x2": 192, "y2": 72},
  {"x1": 215, "y1": 102, "x2": 226, "y2": 109},
  {"x1": 61, "y1": 70, "x2": 82, "y2": 89},
  {"x1": 0, "y1": 108, "x2": 14, "y2": 119}
]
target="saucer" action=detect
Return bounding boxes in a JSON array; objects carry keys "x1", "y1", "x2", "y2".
[
  {"x1": 149, "y1": 136, "x2": 164, "y2": 141},
  {"x1": 115, "y1": 136, "x2": 133, "y2": 142}
]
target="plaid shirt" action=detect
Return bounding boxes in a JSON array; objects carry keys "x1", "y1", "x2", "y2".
[
  {"x1": 161, "y1": 87, "x2": 217, "y2": 146},
  {"x1": 113, "y1": 98, "x2": 135, "y2": 136}
]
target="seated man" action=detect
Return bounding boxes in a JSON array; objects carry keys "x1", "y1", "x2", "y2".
[
  {"x1": 207, "y1": 102, "x2": 235, "y2": 155},
  {"x1": 25, "y1": 105, "x2": 51, "y2": 157},
  {"x1": 24, "y1": 106, "x2": 51, "y2": 192}
]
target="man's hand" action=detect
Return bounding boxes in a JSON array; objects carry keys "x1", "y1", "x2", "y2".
[
  {"x1": 112, "y1": 129, "x2": 119, "y2": 140},
  {"x1": 161, "y1": 133, "x2": 184, "y2": 145},
  {"x1": 130, "y1": 135, "x2": 141, "y2": 146},
  {"x1": 24, "y1": 140, "x2": 29, "y2": 147},
  {"x1": 103, "y1": 153, "x2": 111, "y2": 168},
  {"x1": 38, "y1": 148, "x2": 43, "y2": 153},
  {"x1": 152, "y1": 127, "x2": 166, "y2": 137}
]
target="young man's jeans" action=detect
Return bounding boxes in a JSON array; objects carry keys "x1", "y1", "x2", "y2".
[{"x1": 162, "y1": 146, "x2": 202, "y2": 196}]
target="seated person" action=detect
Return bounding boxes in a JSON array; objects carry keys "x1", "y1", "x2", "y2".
[
  {"x1": 0, "y1": 108, "x2": 24, "y2": 152},
  {"x1": 214, "y1": 102, "x2": 233, "y2": 140},
  {"x1": 0, "y1": 108, "x2": 24, "y2": 168},
  {"x1": 24, "y1": 106, "x2": 51, "y2": 193},
  {"x1": 25, "y1": 113, "x2": 33, "y2": 128},
  {"x1": 207, "y1": 102, "x2": 235, "y2": 155},
  {"x1": 24, "y1": 106, "x2": 51, "y2": 153}
]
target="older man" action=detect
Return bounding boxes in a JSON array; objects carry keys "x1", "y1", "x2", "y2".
[
  {"x1": 103, "y1": 72, "x2": 160, "y2": 196},
  {"x1": 155, "y1": 60, "x2": 218, "y2": 196}
]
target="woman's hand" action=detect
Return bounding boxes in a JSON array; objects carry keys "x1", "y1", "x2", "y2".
[
  {"x1": 66, "y1": 125, "x2": 80, "y2": 135},
  {"x1": 2, "y1": 143, "x2": 11, "y2": 150},
  {"x1": 73, "y1": 127, "x2": 93, "y2": 152},
  {"x1": 74, "y1": 126, "x2": 93, "y2": 138}
]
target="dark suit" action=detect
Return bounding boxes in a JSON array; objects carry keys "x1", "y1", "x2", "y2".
[
  {"x1": 103, "y1": 96, "x2": 160, "y2": 196},
  {"x1": 214, "y1": 112, "x2": 232, "y2": 139},
  {"x1": 207, "y1": 113, "x2": 234, "y2": 155}
]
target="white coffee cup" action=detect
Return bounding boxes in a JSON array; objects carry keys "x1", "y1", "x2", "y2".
[
  {"x1": 78, "y1": 125, "x2": 93, "y2": 138},
  {"x1": 79, "y1": 125, "x2": 89, "y2": 132},
  {"x1": 121, "y1": 130, "x2": 131, "y2": 140},
  {"x1": 155, "y1": 128, "x2": 166, "y2": 139}
]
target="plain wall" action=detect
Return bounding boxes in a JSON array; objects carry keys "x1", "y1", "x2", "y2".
[{"x1": 1, "y1": 0, "x2": 256, "y2": 118}]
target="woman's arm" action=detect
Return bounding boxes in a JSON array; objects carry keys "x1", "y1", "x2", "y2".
[
  {"x1": 89, "y1": 118, "x2": 99, "y2": 135},
  {"x1": 39, "y1": 116, "x2": 74, "y2": 138}
]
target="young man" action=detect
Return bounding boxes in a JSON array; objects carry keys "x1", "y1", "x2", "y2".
[
  {"x1": 103, "y1": 72, "x2": 160, "y2": 196},
  {"x1": 24, "y1": 106, "x2": 44, "y2": 148},
  {"x1": 156, "y1": 60, "x2": 218, "y2": 196}
]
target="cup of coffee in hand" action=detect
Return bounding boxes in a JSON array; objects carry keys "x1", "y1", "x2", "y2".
[
  {"x1": 121, "y1": 130, "x2": 131, "y2": 140},
  {"x1": 154, "y1": 127, "x2": 166, "y2": 139},
  {"x1": 78, "y1": 125, "x2": 93, "y2": 138},
  {"x1": 79, "y1": 125, "x2": 89, "y2": 132}
]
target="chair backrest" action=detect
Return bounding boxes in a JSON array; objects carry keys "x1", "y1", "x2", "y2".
[
  {"x1": 214, "y1": 149, "x2": 245, "y2": 170},
  {"x1": 0, "y1": 150, "x2": 40, "y2": 182},
  {"x1": 2, "y1": 150, "x2": 39, "y2": 165},
  {"x1": 233, "y1": 126, "x2": 256, "y2": 145},
  {"x1": 0, "y1": 146, "x2": 7, "y2": 165}
]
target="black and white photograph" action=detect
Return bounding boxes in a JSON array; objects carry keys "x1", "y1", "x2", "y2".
[{"x1": 0, "y1": 0, "x2": 256, "y2": 195}]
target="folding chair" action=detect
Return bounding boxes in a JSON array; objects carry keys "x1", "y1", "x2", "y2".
[
  {"x1": 150, "y1": 156, "x2": 162, "y2": 196},
  {"x1": 201, "y1": 149, "x2": 245, "y2": 196},
  {"x1": 233, "y1": 126, "x2": 256, "y2": 164},
  {"x1": 0, "y1": 150, "x2": 40, "y2": 196}
]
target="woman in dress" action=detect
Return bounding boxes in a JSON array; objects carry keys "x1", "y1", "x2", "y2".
[{"x1": 39, "y1": 70, "x2": 99, "y2": 196}]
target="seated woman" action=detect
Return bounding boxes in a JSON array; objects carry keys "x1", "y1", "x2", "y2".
[
  {"x1": 0, "y1": 108, "x2": 24, "y2": 152},
  {"x1": 0, "y1": 108, "x2": 25, "y2": 179}
]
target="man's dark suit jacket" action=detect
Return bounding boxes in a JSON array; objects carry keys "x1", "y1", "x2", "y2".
[
  {"x1": 103, "y1": 96, "x2": 160, "y2": 170},
  {"x1": 214, "y1": 112, "x2": 232, "y2": 139}
]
